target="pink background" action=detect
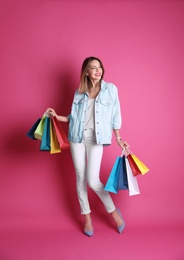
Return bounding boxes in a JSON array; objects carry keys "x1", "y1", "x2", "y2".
[{"x1": 0, "y1": 0, "x2": 183, "y2": 259}]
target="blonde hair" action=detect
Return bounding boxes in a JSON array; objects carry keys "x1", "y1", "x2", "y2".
[{"x1": 78, "y1": 56, "x2": 105, "y2": 93}]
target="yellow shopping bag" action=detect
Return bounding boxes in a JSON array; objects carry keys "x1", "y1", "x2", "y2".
[
  {"x1": 131, "y1": 154, "x2": 149, "y2": 175},
  {"x1": 50, "y1": 119, "x2": 61, "y2": 154}
]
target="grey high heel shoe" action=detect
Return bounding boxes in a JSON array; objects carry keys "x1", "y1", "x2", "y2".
[
  {"x1": 116, "y1": 208, "x2": 125, "y2": 234},
  {"x1": 84, "y1": 229, "x2": 94, "y2": 237}
]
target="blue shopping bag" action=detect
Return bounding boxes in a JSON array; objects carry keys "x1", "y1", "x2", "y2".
[
  {"x1": 117, "y1": 155, "x2": 129, "y2": 190},
  {"x1": 40, "y1": 116, "x2": 50, "y2": 151},
  {"x1": 104, "y1": 156, "x2": 122, "y2": 194},
  {"x1": 26, "y1": 118, "x2": 41, "y2": 140}
]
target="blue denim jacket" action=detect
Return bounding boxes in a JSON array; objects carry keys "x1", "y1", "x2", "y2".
[{"x1": 68, "y1": 80, "x2": 122, "y2": 145}]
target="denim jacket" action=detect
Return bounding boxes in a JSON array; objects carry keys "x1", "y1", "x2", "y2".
[{"x1": 68, "y1": 80, "x2": 122, "y2": 145}]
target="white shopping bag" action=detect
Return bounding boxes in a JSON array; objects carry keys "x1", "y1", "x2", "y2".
[{"x1": 125, "y1": 157, "x2": 140, "y2": 196}]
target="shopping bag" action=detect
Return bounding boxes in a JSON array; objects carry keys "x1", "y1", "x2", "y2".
[
  {"x1": 104, "y1": 157, "x2": 122, "y2": 194},
  {"x1": 125, "y1": 157, "x2": 140, "y2": 196},
  {"x1": 50, "y1": 118, "x2": 61, "y2": 154},
  {"x1": 26, "y1": 118, "x2": 41, "y2": 140},
  {"x1": 131, "y1": 154, "x2": 149, "y2": 175},
  {"x1": 51, "y1": 116, "x2": 70, "y2": 150},
  {"x1": 40, "y1": 116, "x2": 50, "y2": 151},
  {"x1": 127, "y1": 154, "x2": 142, "y2": 176},
  {"x1": 117, "y1": 155, "x2": 129, "y2": 190},
  {"x1": 34, "y1": 115, "x2": 46, "y2": 140}
]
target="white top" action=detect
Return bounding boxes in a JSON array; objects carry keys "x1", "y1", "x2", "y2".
[{"x1": 84, "y1": 98, "x2": 95, "y2": 131}]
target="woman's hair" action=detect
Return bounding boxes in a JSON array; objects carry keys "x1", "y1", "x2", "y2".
[{"x1": 78, "y1": 56, "x2": 105, "y2": 93}]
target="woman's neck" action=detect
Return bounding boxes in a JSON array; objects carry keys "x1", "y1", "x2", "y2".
[
  {"x1": 88, "y1": 83, "x2": 100, "y2": 99},
  {"x1": 90, "y1": 80, "x2": 100, "y2": 89}
]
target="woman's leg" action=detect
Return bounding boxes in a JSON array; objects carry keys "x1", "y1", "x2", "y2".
[
  {"x1": 70, "y1": 141, "x2": 93, "y2": 234},
  {"x1": 70, "y1": 141, "x2": 90, "y2": 215},
  {"x1": 84, "y1": 131, "x2": 124, "y2": 231},
  {"x1": 83, "y1": 130, "x2": 116, "y2": 213}
]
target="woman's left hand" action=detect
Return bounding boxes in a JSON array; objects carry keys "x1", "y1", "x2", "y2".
[{"x1": 116, "y1": 139, "x2": 130, "y2": 150}]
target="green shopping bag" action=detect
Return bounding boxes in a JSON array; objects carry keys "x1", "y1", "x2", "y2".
[{"x1": 34, "y1": 115, "x2": 46, "y2": 140}]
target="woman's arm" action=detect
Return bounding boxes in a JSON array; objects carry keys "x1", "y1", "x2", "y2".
[
  {"x1": 55, "y1": 115, "x2": 69, "y2": 123},
  {"x1": 113, "y1": 129, "x2": 129, "y2": 150},
  {"x1": 46, "y1": 108, "x2": 69, "y2": 123}
]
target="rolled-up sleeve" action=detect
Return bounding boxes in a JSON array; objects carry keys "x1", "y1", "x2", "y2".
[{"x1": 67, "y1": 114, "x2": 71, "y2": 121}]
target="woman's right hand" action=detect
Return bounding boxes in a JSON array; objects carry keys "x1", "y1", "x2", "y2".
[{"x1": 45, "y1": 108, "x2": 57, "y2": 118}]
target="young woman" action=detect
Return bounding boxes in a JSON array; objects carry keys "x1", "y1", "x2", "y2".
[{"x1": 46, "y1": 56, "x2": 129, "y2": 237}]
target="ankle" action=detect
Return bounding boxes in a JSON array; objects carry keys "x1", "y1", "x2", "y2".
[
  {"x1": 111, "y1": 209, "x2": 123, "y2": 227},
  {"x1": 84, "y1": 214, "x2": 93, "y2": 231}
]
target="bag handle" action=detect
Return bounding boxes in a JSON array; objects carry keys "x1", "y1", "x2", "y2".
[{"x1": 121, "y1": 147, "x2": 132, "y2": 157}]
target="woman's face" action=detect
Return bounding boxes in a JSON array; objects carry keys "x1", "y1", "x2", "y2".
[{"x1": 87, "y1": 60, "x2": 103, "y2": 82}]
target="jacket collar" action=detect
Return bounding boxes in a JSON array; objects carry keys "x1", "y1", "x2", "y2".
[{"x1": 101, "y1": 80, "x2": 107, "y2": 91}]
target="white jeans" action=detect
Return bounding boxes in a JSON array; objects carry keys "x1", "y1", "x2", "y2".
[{"x1": 70, "y1": 129, "x2": 116, "y2": 215}]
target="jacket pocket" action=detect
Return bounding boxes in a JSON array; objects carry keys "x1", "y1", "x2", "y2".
[
  {"x1": 100, "y1": 99, "x2": 113, "y2": 106},
  {"x1": 73, "y1": 96, "x2": 85, "y2": 105},
  {"x1": 99, "y1": 99, "x2": 113, "y2": 123},
  {"x1": 71, "y1": 96, "x2": 85, "y2": 120}
]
